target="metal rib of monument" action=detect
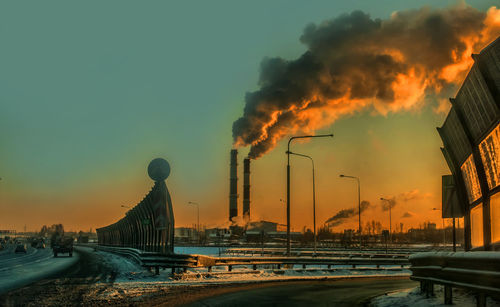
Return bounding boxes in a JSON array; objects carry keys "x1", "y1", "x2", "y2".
[{"x1": 96, "y1": 158, "x2": 175, "y2": 254}]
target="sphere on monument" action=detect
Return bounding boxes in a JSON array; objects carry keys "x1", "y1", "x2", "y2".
[{"x1": 148, "y1": 158, "x2": 170, "y2": 181}]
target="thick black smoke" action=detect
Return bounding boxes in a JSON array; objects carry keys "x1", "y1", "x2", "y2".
[
  {"x1": 325, "y1": 200, "x2": 371, "y2": 227},
  {"x1": 233, "y1": 4, "x2": 495, "y2": 159}
]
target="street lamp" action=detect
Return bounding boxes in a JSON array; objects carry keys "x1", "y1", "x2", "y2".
[
  {"x1": 287, "y1": 151, "x2": 317, "y2": 255},
  {"x1": 339, "y1": 174, "x2": 361, "y2": 249},
  {"x1": 380, "y1": 197, "x2": 392, "y2": 243},
  {"x1": 432, "y1": 208, "x2": 446, "y2": 247},
  {"x1": 188, "y1": 201, "x2": 200, "y2": 244},
  {"x1": 286, "y1": 133, "x2": 333, "y2": 256}
]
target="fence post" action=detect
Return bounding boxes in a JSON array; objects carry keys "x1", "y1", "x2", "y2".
[
  {"x1": 444, "y1": 286, "x2": 452, "y2": 305},
  {"x1": 425, "y1": 282, "x2": 434, "y2": 298},
  {"x1": 476, "y1": 293, "x2": 486, "y2": 307}
]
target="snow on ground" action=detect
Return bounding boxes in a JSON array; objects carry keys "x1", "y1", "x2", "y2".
[
  {"x1": 371, "y1": 285, "x2": 500, "y2": 307},
  {"x1": 80, "y1": 248, "x2": 414, "y2": 302}
]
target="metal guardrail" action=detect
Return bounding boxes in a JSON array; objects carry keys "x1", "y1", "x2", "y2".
[
  {"x1": 83, "y1": 244, "x2": 409, "y2": 275},
  {"x1": 409, "y1": 251, "x2": 500, "y2": 306},
  {"x1": 226, "y1": 248, "x2": 410, "y2": 259}
]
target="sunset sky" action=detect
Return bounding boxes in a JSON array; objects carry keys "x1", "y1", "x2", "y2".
[{"x1": 1, "y1": 0, "x2": 499, "y2": 233}]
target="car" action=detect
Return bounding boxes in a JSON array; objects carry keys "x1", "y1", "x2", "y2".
[
  {"x1": 36, "y1": 242, "x2": 46, "y2": 249},
  {"x1": 15, "y1": 244, "x2": 27, "y2": 253}
]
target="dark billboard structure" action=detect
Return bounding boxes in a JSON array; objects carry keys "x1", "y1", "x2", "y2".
[
  {"x1": 96, "y1": 158, "x2": 175, "y2": 254},
  {"x1": 442, "y1": 175, "x2": 463, "y2": 219},
  {"x1": 438, "y1": 36, "x2": 500, "y2": 251}
]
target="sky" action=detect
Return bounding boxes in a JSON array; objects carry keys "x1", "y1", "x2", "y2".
[{"x1": 0, "y1": 0, "x2": 498, "y2": 233}]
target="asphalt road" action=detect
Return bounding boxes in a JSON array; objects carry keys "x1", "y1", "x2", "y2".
[
  {"x1": 0, "y1": 243, "x2": 80, "y2": 296},
  {"x1": 0, "y1": 244, "x2": 52, "y2": 271},
  {"x1": 187, "y1": 277, "x2": 417, "y2": 307},
  {"x1": 0, "y1": 246, "x2": 118, "y2": 306}
]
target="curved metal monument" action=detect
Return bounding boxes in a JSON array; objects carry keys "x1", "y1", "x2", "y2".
[{"x1": 96, "y1": 158, "x2": 175, "y2": 254}]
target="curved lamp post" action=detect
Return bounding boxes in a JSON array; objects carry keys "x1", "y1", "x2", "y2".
[
  {"x1": 380, "y1": 198, "x2": 392, "y2": 243},
  {"x1": 432, "y1": 207, "x2": 446, "y2": 247},
  {"x1": 287, "y1": 151, "x2": 317, "y2": 255},
  {"x1": 188, "y1": 201, "x2": 200, "y2": 244},
  {"x1": 286, "y1": 133, "x2": 333, "y2": 256},
  {"x1": 339, "y1": 174, "x2": 361, "y2": 249}
]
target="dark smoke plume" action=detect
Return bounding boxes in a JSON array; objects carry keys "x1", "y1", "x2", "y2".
[
  {"x1": 233, "y1": 4, "x2": 500, "y2": 159},
  {"x1": 381, "y1": 189, "x2": 431, "y2": 211},
  {"x1": 325, "y1": 200, "x2": 370, "y2": 227},
  {"x1": 402, "y1": 211, "x2": 415, "y2": 218}
]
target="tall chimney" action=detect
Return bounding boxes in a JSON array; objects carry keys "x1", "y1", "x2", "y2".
[
  {"x1": 243, "y1": 158, "x2": 250, "y2": 221},
  {"x1": 229, "y1": 149, "x2": 238, "y2": 221}
]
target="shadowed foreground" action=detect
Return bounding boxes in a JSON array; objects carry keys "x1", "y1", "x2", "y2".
[{"x1": 185, "y1": 277, "x2": 417, "y2": 307}]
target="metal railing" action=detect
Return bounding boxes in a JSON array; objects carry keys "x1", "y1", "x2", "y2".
[
  {"x1": 409, "y1": 251, "x2": 500, "y2": 306},
  {"x1": 225, "y1": 248, "x2": 410, "y2": 259},
  {"x1": 83, "y1": 244, "x2": 409, "y2": 275}
]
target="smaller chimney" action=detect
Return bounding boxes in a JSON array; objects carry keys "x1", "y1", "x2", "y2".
[
  {"x1": 229, "y1": 149, "x2": 238, "y2": 221},
  {"x1": 243, "y1": 158, "x2": 250, "y2": 221}
]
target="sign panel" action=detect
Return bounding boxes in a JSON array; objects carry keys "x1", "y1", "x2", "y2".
[{"x1": 442, "y1": 175, "x2": 465, "y2": 218}]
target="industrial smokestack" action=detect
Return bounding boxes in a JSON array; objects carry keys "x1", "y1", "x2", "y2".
[
  {"x1": 243, "y1": 158, "x2": 250, "y2": 221},
  {"x1": 229, "y1": 149, "x2": 238, "y2": 221}
]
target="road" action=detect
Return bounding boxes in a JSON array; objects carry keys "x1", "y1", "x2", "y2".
[
  {"x1": 186, "y1": 277, "x2": 417, "y2": 307},
  {"x1": 0, "y1": 243, "x2": 78, "y2": 295},
  {"x1": 0, "y1": 246, "x2": 118, "y2": 306},
  {"x1": 0, "y1": 244, "x2": 51, "y2": 268}
]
